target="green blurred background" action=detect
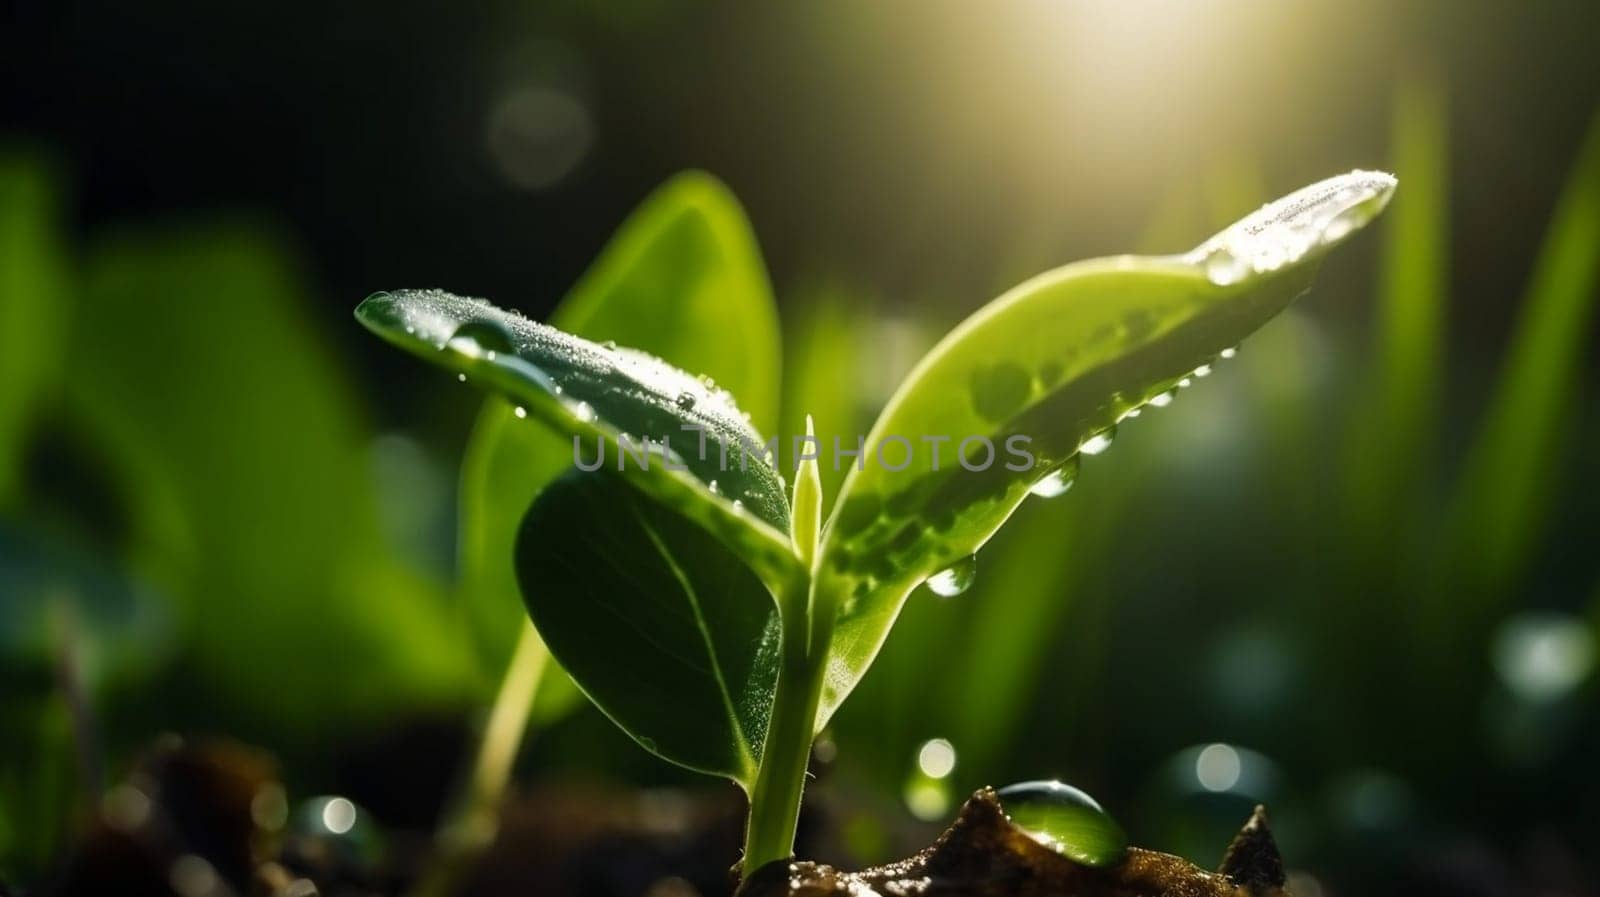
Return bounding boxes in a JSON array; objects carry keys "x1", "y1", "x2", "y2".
[{"x1": 2, "y1": 1, "x2": 1598, "y2": 895}]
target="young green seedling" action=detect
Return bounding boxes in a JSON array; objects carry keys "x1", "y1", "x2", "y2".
[{"x1": 356, "y1": 170, "x2": 1395, "y2": 875}]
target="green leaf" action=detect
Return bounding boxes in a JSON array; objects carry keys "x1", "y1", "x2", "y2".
[
  {"x1": 814, "y1": 171, "x2": 1396, "y2": 728},
  {"x1": 70, "y1": 224, "x2": 476, "y2": 737},
  {"x1": 356, "y1": 288, "x2": 800, "y2": 593},
  {"x1": 1344, "y1": 65, "x2": 1449, "y2": 563},
  {"x1": 459, "y1": 172, "x2": 782, "y2": 684},
  {"x1": 514, "y1": 468, "x2": 779, "y2": 785}
]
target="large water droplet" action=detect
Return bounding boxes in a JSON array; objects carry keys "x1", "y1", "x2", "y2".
[
  {"x1": 446, "y1": 319, "x2": 516, "y2": 359},
  {"x1": 1219, "y1": 346, "x2": 1238, "y2": 359},
  {"x1": 1148, "y1": 390, "x2": 1175, "y2": 408},
  {"x1": 675, "y1": 391, "x2": 697, "y2": 410},
  {"x1": 1079, "y1": 427, "x2": 1116, "y2": 455},
  {"x1": 1029, "y1": 457, "x2": 1080, "y2": 499},
  {"x1": 996, "y1": 781, "x2": 1127, "y2": 867},
  {"x1": 925, "y1": 555, "x2": 976, "y2": 597}
]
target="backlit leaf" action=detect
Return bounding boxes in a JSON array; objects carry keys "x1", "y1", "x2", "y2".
[{"x1": 814, "y1": 171, "x2": 1396, "y2": 728}]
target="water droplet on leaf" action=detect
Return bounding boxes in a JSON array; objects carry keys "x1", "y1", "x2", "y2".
[
  {"x1": 513, "y1": 406, "x2": 528, "y2": 419},
  {"x1": 1322, "y1": 208, "x2": 1359, "y2": 241},
  {"x1": 1029, "y1": 457, "x2": 1079, "y2": 499},
  {"x1": 675, "y1": 391, "x2": 697, "y2": 409},
  {"x1": 446, "y1": 319, "x2": 516, "y2": 359},
  {"x1": 1219, "y1": 346, "x2": 1238, "y2": 359},
  {"x1": 1202, "y1": 246, "x2": 1248, "y2": 286},
  {"x1": 1148, "y1": 390, "x2": 1174, "y2": 408},
  {"x1": 1079, "y1": 427, "x2": 1116, "y2": 455},
  {"x1": 925, "y1": 555, "x2": 976, "y2": 597},
  {"x1": 996, "y1": 780, "x2": 1127, "y2": 867}
]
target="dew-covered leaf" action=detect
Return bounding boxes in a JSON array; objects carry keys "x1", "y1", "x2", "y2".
[
  {"x1": 814, "y1": 171, "x2": 1396, "y2": 728},
  {"x1": 459, "y1": 172, "x2": 782, "y2": 686},
  {"x1": 514, "y1": 468, "x2": 778, "y2": 786},
  {"x1": 356, "y1": 289, "x2": 800, "y2": 592}
]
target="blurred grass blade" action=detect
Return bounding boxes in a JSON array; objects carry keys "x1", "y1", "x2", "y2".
[
  {"x1": 1444, "y1": 109, "x2": 1600, "y2": 601},
  {"x1": 940, "y1": 500, "x2": 1091, "y2": 779},
  {"x1": 0, "y1": 150, "x2": 69, "y2": 509},
  {"x1": 1345, "y1": 65, "x2": 1450, "y2": 560},
  {"x1": 814, "y1": 171, "x2": 1396, "y2": 729}
]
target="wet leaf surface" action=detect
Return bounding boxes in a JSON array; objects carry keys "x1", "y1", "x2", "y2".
[{"x1": 815, "y1": 172, "x2": 1396, "y2": 731}]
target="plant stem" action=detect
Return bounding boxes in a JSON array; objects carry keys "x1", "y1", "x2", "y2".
[
  {"x1": 741, "y1": 576, "x2": 828, "y2": 876},
  {"x1": 411, "y1": 621, "x2": 550, "y2": 897}
]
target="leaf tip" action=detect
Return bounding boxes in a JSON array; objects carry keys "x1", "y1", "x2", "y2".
[
  {"x1": 1184, "y1": 169, "x2": 1399, "y2": 283},
  {"x1": 354, "y1": 290, "x2": 403, "y2": 334}
]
